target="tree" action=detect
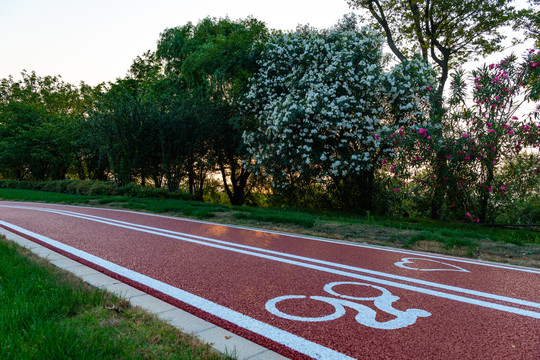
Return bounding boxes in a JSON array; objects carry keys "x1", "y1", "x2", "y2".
[
  {"x1": 243, "y1": 15, "x2": 435, "y2": 211},
  {"x1": 152, "y1": 80, "x2": 212, "y2": 195},
  {"x1": 89, "y1": 79, "x2": 159, "y2": 187},
  {"x1": 157, "y1": 17, "x2": 269, "y2": 205},
  {"x1": 126, "y1": 52, "x2": 165, "y2": 187},
  {"x1": 347, "y1": 0, "x2": 528, "y2": 218},
  {"x1": 347, "y1": 0, "x2": 524, "y2": 99},
  {"x1": 388, "y1": 52, "x2": 540, "y2": 223},
  {"x1": 517, "y1": 0, "x2": 540, "y2": 48},
  {"x1": 72, "y1": 82, "x2": 111, "y2": 181},
  {"x1": 445, "y1": 53, "x2": 540, "y2": 222},
  {"x1": 0, "y1": 72, "x2": 80, "y2": 180}
]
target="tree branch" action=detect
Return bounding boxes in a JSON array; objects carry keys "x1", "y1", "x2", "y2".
[
  {"x1": 407, "y1": 0, "x2": 428, "y2": 60},
  {"x1": 366, "y1": 0, "x2": 407, "y2": 62}
]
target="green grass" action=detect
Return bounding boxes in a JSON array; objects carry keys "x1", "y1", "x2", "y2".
[
  {"x1": 0, "y1": 188, "x2": 98, "y2": 204},
  {"x1": 0, "y1": 236, "x2": 234, "y2": 360},
  {"x1": 232, "y1": 207, "x2": 316, "y2": 228},
  {"x1": 0, "y1": 187, "x2": 538, "y2": 265}
]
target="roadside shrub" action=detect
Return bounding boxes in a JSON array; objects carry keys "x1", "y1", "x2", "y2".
[
  {"x1": 0, "y1": 180, "x2": 193, "y2": 201},
  {"x1": 87, "y1": 181, "x2": 118, "y2": 196}
]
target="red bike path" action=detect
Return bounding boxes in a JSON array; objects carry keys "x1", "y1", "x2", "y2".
[{"x1": 0, "y1": 201, "x2": 538, "y2": 359}]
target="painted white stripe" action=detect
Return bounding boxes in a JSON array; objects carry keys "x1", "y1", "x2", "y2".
[
  {"x1": 1, "y1": 209, "x2": 539, "y2": 320},
  {"x1": 0, "y1": 220, "x2": 355, "y2": 360},
  {"x1": 2, "y1": 201, "x2": 539, "y2": 274},
  {"x1": 33, "y1": 207, "x2": 540, "y2": 310}
]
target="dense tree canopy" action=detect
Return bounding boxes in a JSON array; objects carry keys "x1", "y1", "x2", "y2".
[
  {"x1": 347, "y1": 0, "x2": 526, "y2": 98},
  {"x1": 0, "y1": 72, "x2": 81, "y2": 180},
  {"x1": 0, "y1": 13, "x2": 537, "y2": 223},
  {"x1": 157, "y1": 17, "x2": 269, "y2": 204}
]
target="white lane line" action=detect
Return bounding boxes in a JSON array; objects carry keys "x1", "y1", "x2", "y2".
[
  {"x1": 1, "y1": 210, "x2": 539, "y2": 320},
  {"x1": 0, "y1": 221, "x2": 353, "y2": 360},
  {"x1": 2, "y1": 201, "x2": 538, "y2": 274},
  {"x1": 30, "y1": 207, "x2": 540, "y2": 311}
]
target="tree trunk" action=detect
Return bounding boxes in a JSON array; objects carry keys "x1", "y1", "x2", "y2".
[{"x1": 479, "y1": 164, "x2": 495, "y2": 223}]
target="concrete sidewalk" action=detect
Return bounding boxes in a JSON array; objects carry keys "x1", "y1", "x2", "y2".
[{"x1": 0, "y1": 227, "x2": 288, "y2": 360}]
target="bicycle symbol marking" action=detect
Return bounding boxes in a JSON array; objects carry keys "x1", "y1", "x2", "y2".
[
  {"x1": 394, "y1": 257, "x2": 469, "y2": 272},
  {"x1": 266, "y1": 281, "x2": 431, "y2": 330}
]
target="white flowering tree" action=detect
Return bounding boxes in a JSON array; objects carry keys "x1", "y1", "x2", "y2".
[{"x1": 243, "y1": 15, "x2": 436, "y2": 210}]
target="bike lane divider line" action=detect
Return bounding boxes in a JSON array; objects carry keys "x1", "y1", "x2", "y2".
[
  {"x1": 3, "y1": 201, "x2": 539, "y2": 275},
  {"x1": 12, "y1": 206, "x2": 540, "y2": 313},
  {"x1": 1, "y1": 209, "x2": 539, "y2": 320},
  {"x1": 0, "y1": 220, "x2": 354, "y2": 360}
]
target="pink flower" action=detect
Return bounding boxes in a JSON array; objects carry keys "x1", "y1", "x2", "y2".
[
  {"x1": 487, "y1": 122, "x2": 492, "y2": 127},
  {"x1": 488, "y1": 187, "x2": 492, "y2": 192},
  {"x1": 462, "y1": 133, "x2": 469, "y2": 138},
  {"x1": 511, "y1": 116, "x2": 518, "y2": 120},
  {"x1": 492, "y1": 160, "x2": 497, "y2": 164},
  {"x1": 390, "y1": 165, "x2": 396, "y2": 173},
  {"x1": 381, "y1": 159, "x2": 387, "y2": 165},
  {"x1": 427, "y1": 136, "x2": 431, "y2": 140},
  {"x1": 375, "y1": 135, "x2": 379, "y2": 140},
  {"x1": 393, "y1": 188, "x2": 400, "y2": 192},
  {"x1": 465, "y1": 213, "x2": 472, "y2": 218},
  {"x1": 488, "y1": 129, "x2": 495, "y2": 133}
]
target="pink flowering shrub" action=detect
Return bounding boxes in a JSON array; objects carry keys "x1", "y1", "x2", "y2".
[{"x1": 383, "y1": 51, "x2": 539, "y2": 222}]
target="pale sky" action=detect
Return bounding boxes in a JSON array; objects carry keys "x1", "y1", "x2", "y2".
[
  {"x1": 0, "y1": 0, "x2": 352, "y2": 85},
  {"x1": 0, "y1": 0, "x2": 535, "y2": 86}
]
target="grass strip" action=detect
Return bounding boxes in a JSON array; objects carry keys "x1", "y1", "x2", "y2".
[
  {"x1": 0, "y1": 188, "x2": 538, "y2": 267},
  {"x1": 0, "y1": 236, "x2": 235, "y2": 360}
]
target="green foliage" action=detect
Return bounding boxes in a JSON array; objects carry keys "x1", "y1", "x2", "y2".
[
  {"x1": 0, "y1": 180, "x2": 192, "y2": 200},
  {"x1": 88, "y1": 79, "x2": 158, "y2": 186},
  {"x1": 348, "y1": 0, "x2": 525, "y2": 93},
  {"x1": 515, "y1": 0, "x2": 540, "y2": 48},
  {"x1": 157, "y1": 17, "x2": 269, "y2": 205},
  {"x1": 0, "y1": 72, "x2": 82, "y2": 180}
]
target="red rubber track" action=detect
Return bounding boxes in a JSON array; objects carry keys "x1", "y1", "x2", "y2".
[{"x1": 0, "y1": 201, "x2": 539, "y2": 359}]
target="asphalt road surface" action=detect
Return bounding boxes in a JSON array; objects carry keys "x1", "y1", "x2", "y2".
[{"x1": 0, "y1": 201, "x2": 539, "y2": 359}]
